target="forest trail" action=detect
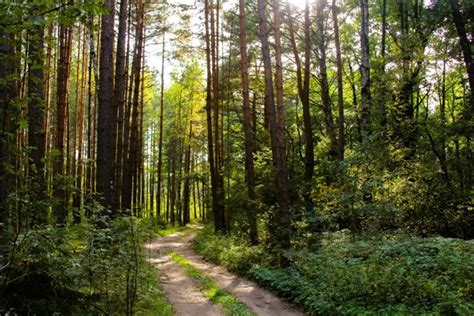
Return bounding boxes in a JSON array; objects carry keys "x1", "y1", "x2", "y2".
[{"x1": 143, "y1": 225, "x2": 304, "y2": 316}]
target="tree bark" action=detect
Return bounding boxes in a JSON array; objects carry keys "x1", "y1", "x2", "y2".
[
  {"x1": 287, "y1": 0, "x2": 314, "y2": 207},
  {"x1": 379, "y1": 0, "x2": 387, "y2": 127},
  {"x1": 97, "y1": 0, "x2": 115, "y2": 210},
  {"x1": 258, "y1": 0, "x2": 291, "y2": 264},
  {"x1": 317, "y1": 0, "x2": 338, "y2": 158},
  {"x1": 157, "y1": 30, "x2": 166, "y2": 216},
  {"x1": 333, "y1": 0, "x2": 345, "y2": 160},
  {"x1": 113, "y1": 0, "x2": 129, "y2": 211},
  {"x1": 360, "y1": 0, "x2": 371, "y2": 140},
  {"x1": 239, "y1": 0, "x2": 258, "y2": 244},
  {"x1": 450, "y1": 0, "x2": 474, "y2": 99},
  {"x1": 27, "y1": 18, "x2": 47, "y2": 224},
  {"x1": 55, "y1": 21, "x2": 73, "y2": 224}
]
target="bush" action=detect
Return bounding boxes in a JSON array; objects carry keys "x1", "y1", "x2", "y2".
[
  {"x1": 193, "y1": 226, "x2": 474, "y2": 315},
  {"x1": 0, "y1": 216, "x2": 172, "y2": 315},
  {"x1": 192, "y1": 225, "x2": 265, "y2": 273}
]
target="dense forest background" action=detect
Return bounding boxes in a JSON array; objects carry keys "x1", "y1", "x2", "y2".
[{"x1": 0, "y1": 0, "x2": 473, "y2": 314}]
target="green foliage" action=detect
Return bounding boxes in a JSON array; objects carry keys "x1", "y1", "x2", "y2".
[
  {"x1": 193, "y1": 225, "x2": 474, "y2": 315},
  {"x1": 0, "y1": 216, "x2": 173, "y2": 315},
  {"x1": 193, "y1": 225, "x2": 264, "y2": 273}
]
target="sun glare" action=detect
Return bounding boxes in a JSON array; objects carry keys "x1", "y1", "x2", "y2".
[{"x1": 287, "y1": 0, "x2": 307, "y2": 9}]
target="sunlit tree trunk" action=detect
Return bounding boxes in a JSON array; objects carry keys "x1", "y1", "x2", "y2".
[
  {"x1": 157, "y1": 30, "x2": 166, "y2": 216},
  {"x1": 72, "y1": 28, "x2": 88, "y2": 224},
  {"x1": 258, "y1": 0, "x2": 291, "y2": 265},
  {"x1": 183, "y1": 119, "x2": 193, "y2": 225}
]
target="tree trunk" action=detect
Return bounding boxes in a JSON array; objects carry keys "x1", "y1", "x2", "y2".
[
  {"x1": 379, "y1": 0, "x2": 387, "y2": 127},
  {"x1": 157, "y1": 30, "x2": 166, "y2": 216},
  {"x1": 72, "y1": 29, "x2": 88, "y2": 224},
  {"x1": 205, "y1": 0, "x2": 225, "y2": 234},
  {"x1": 258, "y1": 0, "x2": 291, "y2": 264},
  {"x1": 113, "y1": 0, "x2": 129, "y2": 211},
  {"x1": 287, "y1": 0, "x2": 314, "y2": 208},
  {"x1": 183, "y1": 119, "x2": 192, "y2": 225},
  {"x1": 97, "y1": 0, "x2": 115, "y2": 210},
  {"x1": 333, "y1": 0, "x2": 345, "y2": 160},
  {"x1": 317, "y1": 0, "x2": 338, "y2": 159},
  {"x1": 450, "y1": 0, "x2": 474, "y2": 104},
  {"x1": 27, "y1": 19, "x2": 47, "y2": 225},
  {"x1": 55, "y1": 22, "x2": 73, "y2": 224},
  {"x1": 239, "y1": 0, "x2": 258, "y2": 244},
  {"x1": 124, "y1": 0, "x2": 144, "y2": 213},
  {"x1": 360, "y1": 0, "x2": 371, "y2": 140}
]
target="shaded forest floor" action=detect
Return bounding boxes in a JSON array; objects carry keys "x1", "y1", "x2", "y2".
[{"x1": 143, "y1": 225, "x2": 302, "y2": 316}]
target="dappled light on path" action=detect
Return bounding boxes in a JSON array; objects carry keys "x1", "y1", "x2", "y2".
[{"x1": 144, "y1": 227, "x2": 304, "y2": 316}]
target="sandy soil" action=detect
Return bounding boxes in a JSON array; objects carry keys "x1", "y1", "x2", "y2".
[
  {"x1": 143, "y1": 226, "x2": 304, "y2": 316},
  {"x1": 143, "y1": 239, "x2": 224, "y2": 316}
]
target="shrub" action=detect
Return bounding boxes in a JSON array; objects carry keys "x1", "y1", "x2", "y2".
[{"x1": 193, "y1": 226, "x2": 474, "y2": 315}]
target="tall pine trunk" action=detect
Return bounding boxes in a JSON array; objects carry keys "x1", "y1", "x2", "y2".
[
  {"x1": 27, "y1": 17, "x2": 47, "y2": 224},
  {"x1": 333, "y1": 0, "x2": 345, "y2": 160},
  {"x1": 258, "y1": 0, "x2": 291, "y2": 265},
  {"x1": 360, "y1": 0, "x2": 371, "y2": 140},
  {"x1": 97, "y1": 0, "x2": 115, "y2": 210},
  {"x1": 239, "y1": 0, "x2": 258, "y2": 244}
]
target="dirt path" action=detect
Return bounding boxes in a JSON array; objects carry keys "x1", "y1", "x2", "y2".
[
  {"x1": 144, "y1": 237, "x2": 224, "y2": 316},
  {"x1": 143, "y1": 226, "x2": 304, "y2": 316}
]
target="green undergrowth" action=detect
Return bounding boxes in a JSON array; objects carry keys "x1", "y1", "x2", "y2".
[
  {"x1": 1, "y1": 215, "x2": 174, "y2": 315},
  {"x1": 168, "y1": 251, "x2": 254, "y2": 316},
  {"x1": 193, "y1": 225, "x2": 474, "y2": 315}
]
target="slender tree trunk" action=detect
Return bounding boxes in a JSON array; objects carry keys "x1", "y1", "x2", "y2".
[
  {"x1": 258, "y1": 0, "x2": 291, "y2": 264},
  {"x1": 191, "y1": 153, "x2": 198, "y2": 220},
  {"x1": 170, "y1": 144, "x2": 176, "y2": 226},
  {"x1": 157, "y1": 30, "x2": 166, "y2": 216},
  {"x1": 287, "y1": 0, "x2": 314, "y2": 206},
  {"x1": 166, "y1": 154, "x2": 171, "y2": 222},
  {"x1": 360, "y1": 0, "x2": 371, "y2": 140},
  {"x1": 379, "y1": 0, "x2": 387, "y2": 127},
  {"x1": 317, "y1": 0, "x2": 337, "y2": 158},
  {"x1": 55, "y1": 21, "x2": 73, "y2": 224},
  {"x1": 210, "y1": 0, "x2": 227, "y2": 233},
  {"x1": 0, "y1": 29, "x2": 16, "y2": 227},
  {"x1": 239, "y1": 0, "x2": 258, "y2": 244},
  {"x1": 72, "y1": 29, "x2": 88, "y2": 223},
  {"x1": 205, "y1": 0, "x2": 225, "y2": 234},
  {"x1": 124, "y1": 0, "x2": 144, "y2": 213},
  {"x1": 333, "y1": 0, "x2": 345, "y2": 160},
  {"x1": 183, "y1": 119, "x2": 193, "y2": 225},
  {"x1": 113, "y1": 0, "x2": 129, "y2": 211}
]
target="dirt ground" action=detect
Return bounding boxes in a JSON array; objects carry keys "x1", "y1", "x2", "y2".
[{"x1": 143, "y1": 226, "x2": 304, "y2": 316}]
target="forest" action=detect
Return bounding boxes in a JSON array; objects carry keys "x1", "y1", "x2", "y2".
[{"x1": 0, "y1": 0, "x2": 473, "y2": 314}]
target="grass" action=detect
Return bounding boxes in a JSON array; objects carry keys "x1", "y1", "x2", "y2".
[
  {"x1": 156, "y1": 222, "x2": 202, "y2": 237},
  {"x1": 168, "y1": 251, "x2": 254, "y2": 316}
]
